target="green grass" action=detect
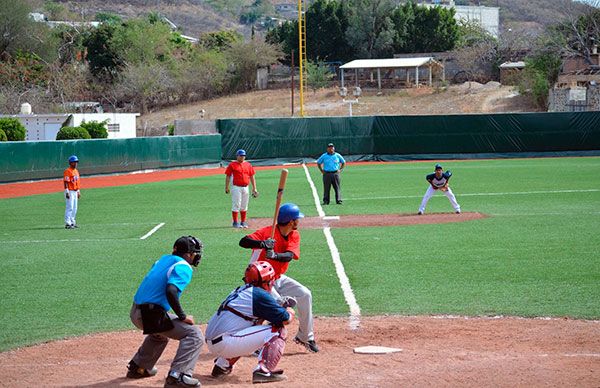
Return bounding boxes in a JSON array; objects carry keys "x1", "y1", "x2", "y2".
[{"x1": 1, "y1": 157, "x2": 599, "y2": 351}]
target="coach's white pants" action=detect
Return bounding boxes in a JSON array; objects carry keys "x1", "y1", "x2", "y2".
[
  {"x1": 271, "y1": 275, "x2": 314, "y2": 342},
  {"x1": 231, "y1": 185, "x2": 249, "y2": 212},
  {"x1": 64, "y1": 190, "x2": 78, "y2": 225},
  {"x1": 208, "y1": 325, "x2": 279, "y2": 360},
  {"x1": 418, "y1": 186, "x2": 460, "y2": 213}
]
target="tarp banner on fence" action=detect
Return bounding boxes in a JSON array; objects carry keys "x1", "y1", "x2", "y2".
[
  {"x1": 0, "y1": 134, "x2": 222, "y2": 183},
  {"x1": 218, "y1": 112, "x2": 600, "y2": 159}
]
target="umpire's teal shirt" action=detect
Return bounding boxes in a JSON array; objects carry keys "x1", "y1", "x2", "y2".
[
  {"x1": 134, "y1": 254, "x2": 193, "y2": 312},
  {"x1": 317, "y1": 152, "x2": 346, "y2": 172}
]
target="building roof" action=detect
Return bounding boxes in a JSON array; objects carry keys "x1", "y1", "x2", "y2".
[
  {"x1": 340, "y1": 57, "x2": 440, "y2": 69},
  {"x1": 499, "y1": 61, "x2": 526, "y2": 69}
]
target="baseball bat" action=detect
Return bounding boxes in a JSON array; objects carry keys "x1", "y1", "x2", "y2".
[{"x1": 270, "y1": 169, "x2": 289, "y2": 239}]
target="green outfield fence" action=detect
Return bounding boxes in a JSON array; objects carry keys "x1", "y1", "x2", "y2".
[
  {"x1": 218, "y1": 111, "x2": 600, "y2": 160},
  {"x1": 0, "y1": 134, "x2": 222, "y2": 183}
]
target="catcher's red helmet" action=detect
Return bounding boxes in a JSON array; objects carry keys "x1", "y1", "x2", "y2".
[{"x1": 244, "y1": 261, "x2": 276, "y2": 291}]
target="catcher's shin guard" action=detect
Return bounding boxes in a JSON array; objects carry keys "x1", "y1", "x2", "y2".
[{"x1": 259, "y1": 328, "x2": 286, "y2": 371}]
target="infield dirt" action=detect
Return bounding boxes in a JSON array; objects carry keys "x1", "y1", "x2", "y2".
[{"x1": 0, "y1": 316, "x2": 598, "y2": 387}]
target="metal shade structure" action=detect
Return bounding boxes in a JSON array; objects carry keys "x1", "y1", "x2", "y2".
[{"x1": 339, "y1": 57, "x2": 444, "y2": 90}]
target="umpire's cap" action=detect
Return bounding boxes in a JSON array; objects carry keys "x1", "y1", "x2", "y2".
[
  {"x1": 277, "y1": 203, "x2": 304, "y2": 224},
  {"x1": 435, "y1": 163, "x2": 443, "y2": 170},
  {"x1": 236, "y1": 149, "x2": 247, "y2": 156},
  {"x1": 327, "y1": 143, "x2": 334, "y2": 147},
  {"x1": 68, "y1": 155, "x2": 79, "y2": 163}
]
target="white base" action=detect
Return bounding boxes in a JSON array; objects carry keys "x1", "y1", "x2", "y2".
[{"x1": 353, "y1": 346, "x2": 403, "y2": 354}]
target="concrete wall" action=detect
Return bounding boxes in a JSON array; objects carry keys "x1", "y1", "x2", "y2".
[{"x1": 174, "y1": 120, "x2": 218, "y2": 136}]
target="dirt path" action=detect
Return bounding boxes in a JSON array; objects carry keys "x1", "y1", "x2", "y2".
[{"x1": 1, "y1": 316, "x2": 598, "y2": 387}]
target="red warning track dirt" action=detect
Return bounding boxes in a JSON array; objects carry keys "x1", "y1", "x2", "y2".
[
  {"x1": 247, "y1": 212, "x2": 486, "y2": 229},
  {"x1": 0, "y1": 316, "x2": 598, "y2": 387}
]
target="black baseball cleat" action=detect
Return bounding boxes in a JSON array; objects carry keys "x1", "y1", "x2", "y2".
[
  {"x1": 211, "y1": 364, "x2": 233, "y2": 378},
  {"x1": 294, "y1": 337, "x2": 319, "y2": 353},
  {"x1": 252, "y1": 370, "x2": 287, "y2": 384},
  {"x1": 126, "y1": 360, "x2": 158, "y2": 379},
  {"x1": 336, "y1": 200, "x2": 343, "y2": 204}
]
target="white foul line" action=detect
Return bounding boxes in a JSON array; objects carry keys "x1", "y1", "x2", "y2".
[
  {"x1": 140, "y1": 222, "x2": 165, "y2": 240},
  {"x1": 348, "y1": 188, "x2": 600, "y2": 202},
  {"x1": 302, "y1": 163, "x2": 361, "y2": 329},
  {"x1": 302, "y1": 163, "x2": 325, "y2": 217}
]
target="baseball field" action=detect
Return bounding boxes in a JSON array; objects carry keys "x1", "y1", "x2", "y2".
[{"x1": 0, "y1": 156, "x2": 599, "y2": 386}]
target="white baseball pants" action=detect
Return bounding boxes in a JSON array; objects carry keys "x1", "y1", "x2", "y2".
[
  {"x1": 208, "y1": 325, "x2": 279, "y2": 360},
  {"x1": 271, "y1": 275, "x2": 314, "y2": 342},
  {"x1": 64, "y1": 190, "x2": 79, "y2": 225},
  {"x1": 231, "y1": 185, "x2": 249, "y2": 212},
  {"x1": 418, "y1": 186, "x2": 460, "y2": 213}
]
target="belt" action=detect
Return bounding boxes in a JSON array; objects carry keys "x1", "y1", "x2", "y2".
[
  {"x1": 324, "y1": 170, "x2": 338, "y2": 173},
  {"x1": 233, "y1": 184, "x2": 248, "y2": 187},
  {"x1": 207, "y1": 335, "x2": 223, "y2": 345}
]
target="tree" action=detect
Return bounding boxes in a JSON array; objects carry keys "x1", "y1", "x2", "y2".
[
  {"x1": 226, "y1": 39, "x2": 283, "y2": 91},
  {"x1": 171, "y1": 48, "x2": 229, "y2": 103},
  {"x1": 0, "y1": 0, "x2": 31, "y2": 56},
  {"x1": 80, "y1": 120, "x2": 109, "y2": 138},
  {"x1": 199, "y1": 30, "x2": 243, "y2": 51},
  {"x1": 56, "y1": 126, "x2": 91, "y2": 140},
  {"x1": 305, "y1": 60, "x2": 334, "y2": 92},
  {"x1": 394, "y1": 3, "x2": 459, "y2": 53},
  {"x1": 344, "y1": 0, "x2": 396, "y2": 58},
  {"x1": 84, "y1": 24, "x2": 122, "y2": 80},
  {"x1": 0, "y1": 128, "x2": 7, "y2": 141},
  {"x1": 0, "y1": 118, "x2": 26, "y2": 141},
  {"x1": 306, "y1": 0, "x2": 353, "y2": 61},
  {"x1": 452, "y1": 20, "x2": 498, "y2": 83},
  {"x1": 117, "y1": 62, "x2": 173, "y2": 113}
]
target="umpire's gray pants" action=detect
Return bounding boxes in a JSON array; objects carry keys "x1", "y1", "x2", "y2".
[
  {"x1": 322, "y1": 171, "x2": 342, "y2": 203},
  {"x1": 130, "y1": 303, "x2": 204, "y2": 375},
  {"x1": 271, "y1": 275, "x2": 315, "y2": 342}
]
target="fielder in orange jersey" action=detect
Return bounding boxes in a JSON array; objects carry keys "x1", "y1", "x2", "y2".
[
  {"x1": 239, "y1": 203, "x2": 319, "y2": 353},
  {"x1": 225, "y1": 149, "x2": 258, "y2": 228},
  {"x1": 63, "y1": 155, "x2": 81, "y2": 229}
]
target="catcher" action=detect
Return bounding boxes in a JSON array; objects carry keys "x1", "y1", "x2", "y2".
[
  {"x1": 418, "y1": 163, "x2": 461, "y2": 215},
  {"x1": 205, "y1": 261, "x2": 295, "y2": 384}
]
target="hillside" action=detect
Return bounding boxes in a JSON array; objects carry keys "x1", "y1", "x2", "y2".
[
  {"x1": 137, "y1": 83, "x2": 538, "y2": 135},
  {"x1": 38, "y1": 0, "x2": 593, "y2": 39}
]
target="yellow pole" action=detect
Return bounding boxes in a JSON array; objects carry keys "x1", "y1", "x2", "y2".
[{"x1": 297, "y1": 0, "x2": 305, "y2": 117}]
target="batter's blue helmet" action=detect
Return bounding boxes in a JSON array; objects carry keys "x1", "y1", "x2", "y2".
[
  {"x1": 277, "y1": 203, "x2": 304, "y2": 224},
  {"x1": 68, "y1": 155, "x2": 79, "y2": 163},
  {"x1": 236, "y1": 149, "x2": 246, "y2": 156}
]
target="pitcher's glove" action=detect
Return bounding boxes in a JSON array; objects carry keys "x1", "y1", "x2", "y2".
[{"x1": 281, "y1": 296, "x2": 297, "y2": 308}]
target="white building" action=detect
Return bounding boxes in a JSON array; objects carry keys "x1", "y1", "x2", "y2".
[
  {"x1": 422, "y1": 2, "x2": 500, "y2": 38},
  {"x1": 1, "y1": 112, "x2": 139, "y2": 141}
]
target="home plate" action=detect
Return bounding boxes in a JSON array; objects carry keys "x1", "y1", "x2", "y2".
[{"x1": 353, "y1": 346, "x2": 403, "y2": 354}]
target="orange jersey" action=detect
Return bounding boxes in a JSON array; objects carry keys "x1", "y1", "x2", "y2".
[
  {"x1": 247, "y1": 225, "x2": 300, "y2": 278},
  {"x1": 63, "y1": 167, "x2": 80, "y2": 191},
  {"x1": 225, "y1": 161, "x2": 255, "y2": 187}
]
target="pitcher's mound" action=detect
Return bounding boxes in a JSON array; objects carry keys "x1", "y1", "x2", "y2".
[{"x1": 248, "y1": 212, "x2": 486, "y2": 229}]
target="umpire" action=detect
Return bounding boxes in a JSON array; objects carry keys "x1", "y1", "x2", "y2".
[
  {"x1": 317, "y1": 143, "x2": 346, "y2": 205},
  {"x1": 127, "y1": 236, "x2": 204, "y2": 388}
]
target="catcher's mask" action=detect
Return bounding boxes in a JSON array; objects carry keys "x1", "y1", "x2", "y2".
[
  {"x1": 173, "y1": 235, "x2": 203, "y2": 266},
  {"x1": 244, "y1": 261, "x2": 276, "y2": 291}
]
